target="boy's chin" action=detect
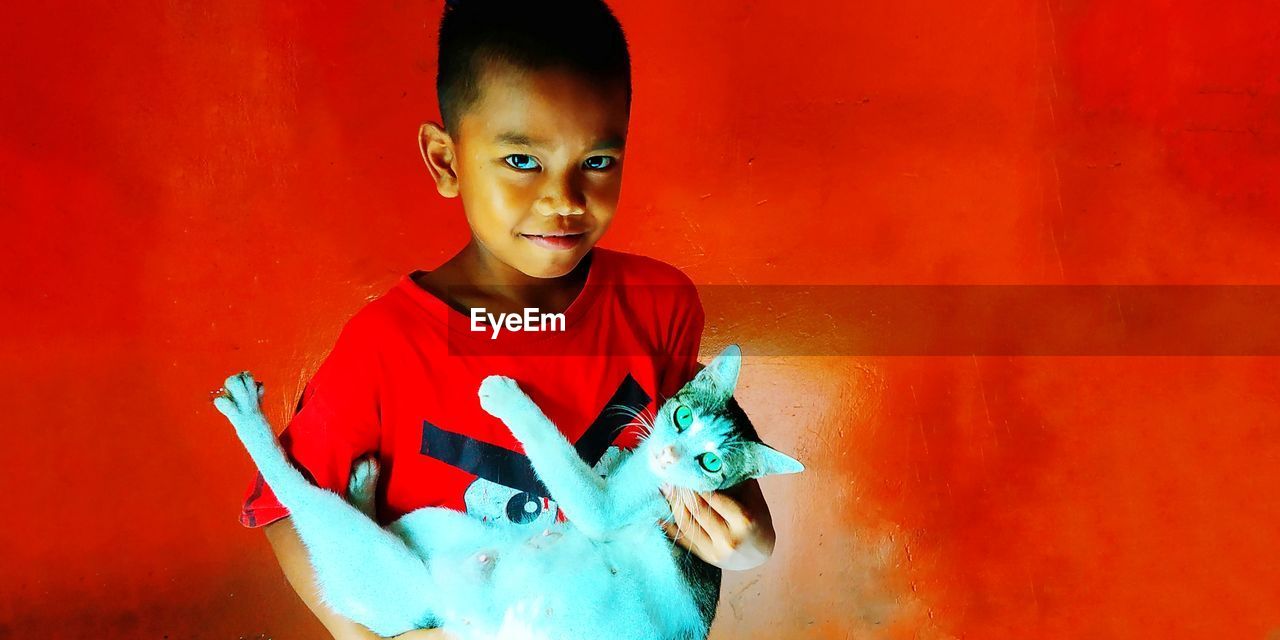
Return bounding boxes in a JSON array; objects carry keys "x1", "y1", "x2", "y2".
[
  {"x1": 518, "y1": 263, "x2": 579, "y2": 279},
  {"x1": 510, "y1": 248, "x2": 592, "y2": 279}
]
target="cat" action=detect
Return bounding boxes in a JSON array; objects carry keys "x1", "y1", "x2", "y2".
[{"x1": 213, "y1": 344, "x2": 804, "y2": 640}]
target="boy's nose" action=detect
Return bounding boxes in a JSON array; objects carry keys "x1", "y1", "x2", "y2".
[
  {"x1": 535, "y1": 195, "x2": 586, "y2": 217},
  {"x1": 533, "y1": 175, "x2": 586, "y2": 217}
]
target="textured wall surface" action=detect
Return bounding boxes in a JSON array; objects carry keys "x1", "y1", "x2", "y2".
[{"x1": 3, "y1": 0, "x2": 1279, "y2": 638}]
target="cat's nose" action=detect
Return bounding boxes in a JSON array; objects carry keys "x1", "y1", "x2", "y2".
[{"x1": 656, "y1": 445, "x2": 680, "y2": 468}]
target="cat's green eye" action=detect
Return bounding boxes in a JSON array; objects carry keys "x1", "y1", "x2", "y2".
[
  {"x1": 697, "y1": 452, "x2": 722, "y2": 473},
  {"x1": 673, "y1": 404, "x2": 693, "y2": 431}
]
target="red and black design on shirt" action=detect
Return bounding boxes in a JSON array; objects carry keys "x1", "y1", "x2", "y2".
[{"x1": 239, "y1": 249, "x2": 704, "y2": 529}]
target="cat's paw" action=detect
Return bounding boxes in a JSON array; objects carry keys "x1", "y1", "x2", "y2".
[
  {"x1": 350, "y1": 455, "x2": 380, "y2": 492},
  {"x1": 478, "y1": 375, "x2": 527, "y2": 420},
  {"x1": 212, "y1": 371, "x2": 266, "y2": 424}
]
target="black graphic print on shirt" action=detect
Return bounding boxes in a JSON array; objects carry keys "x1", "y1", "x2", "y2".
[{"x1": 418, "y1": 374, "x2": 651, "y2": 525}]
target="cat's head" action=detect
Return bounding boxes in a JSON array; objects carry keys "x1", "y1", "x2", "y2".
[{"x1": 644, "y1": 344, "x2": 804, "y2": 492}]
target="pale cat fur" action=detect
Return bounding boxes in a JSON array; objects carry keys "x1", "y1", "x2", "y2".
[{"x1": 213, "y1": 344, "x2": 803, "y2": 639}]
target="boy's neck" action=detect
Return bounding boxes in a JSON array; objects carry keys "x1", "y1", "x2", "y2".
[{"x1": 416, "y1": 240, "x2": 593, "y2": 316}]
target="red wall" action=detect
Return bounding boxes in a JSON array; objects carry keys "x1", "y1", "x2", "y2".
[{"x1": 3, "y1": 1, "x2": 1279, "y2": 637}]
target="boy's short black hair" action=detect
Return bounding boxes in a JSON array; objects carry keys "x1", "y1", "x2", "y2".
[{"x1": 436, "y1": 0, "x2": 632, "y2": 135}]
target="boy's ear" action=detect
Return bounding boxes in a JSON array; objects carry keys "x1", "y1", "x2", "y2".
[{"x1": 419, "y1": 122, "x2": 459, "y2": 198}]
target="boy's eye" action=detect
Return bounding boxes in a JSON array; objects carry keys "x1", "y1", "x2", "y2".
[
  {"x1": 697, "y1": 452, "x2": 722, "y2": 473},
  {"x1": 503, "y1": 154, "x2": 541, "y2": 171},
  {"x1": 582, "y1": 156, "x2": 615, "y2": 171},
  {"x1": 673, "y1": 404, "x2": 693, "y2": 431}
]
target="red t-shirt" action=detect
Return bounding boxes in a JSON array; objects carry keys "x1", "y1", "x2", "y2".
[{"x1": 239, "y1": 248, "x2": 705, "y2": 530}]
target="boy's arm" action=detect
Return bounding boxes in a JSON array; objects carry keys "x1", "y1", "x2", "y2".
[
  {"x1": 263, "y1": 518, "x2": 455, "y2": 640},
  {"x1": 661, "y1": 477, "x2": 777, "y2": 571}
]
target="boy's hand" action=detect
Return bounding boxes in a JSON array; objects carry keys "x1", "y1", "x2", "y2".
[
  {"x1": 659, "y1": 478, "x2": 776, "y2": 571},
  {"x1": 391, "y1": 629, "x2": 457, "y2": 639}
]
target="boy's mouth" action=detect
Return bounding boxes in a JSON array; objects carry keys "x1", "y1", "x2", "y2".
[{"x1": 520, "y1": 232, "x2": 587, "y2": 251}]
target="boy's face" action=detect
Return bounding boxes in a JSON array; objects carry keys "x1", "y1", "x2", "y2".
[{"x1": 429, "y1": 61, "x2": 630, "y2": 280}]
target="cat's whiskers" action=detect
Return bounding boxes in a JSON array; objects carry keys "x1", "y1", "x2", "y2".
[
  {"x1": 604, "y1": 403, "x2": 642, "y2": 420},
  {"x1": 608, "y1": 403, "x2": 658, "y2": 447},
  {"x1": 665, "y1": 495, "x2": 689, "y2": 545},
  {"x1": 691, "y1": 486, "x2": 711, "y2": 522},
  {"x1": 634, "y1": 411, "x2": 657, "y2": 445},
  {"x1": 606, "y1": 404, "x2": 656, "y2": 436},
  {"x1": 670, "y1": 486, "x2": 695, "y2": 524}
]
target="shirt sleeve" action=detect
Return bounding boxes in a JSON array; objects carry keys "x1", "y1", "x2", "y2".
[
  {"x1": 657, "y1": 275, "x2": 706, "y2": 401},
  {"x1": 238, "y1": 316, "x2": 383, "y2": 528}
]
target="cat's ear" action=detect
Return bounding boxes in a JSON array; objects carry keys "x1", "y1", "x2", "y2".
[
  {"x1": 693, "y1": 344, "x2": 742, "y2": 400},
  {"x1": 746, "y1": 442, "x2": 805, "y2": 477}
]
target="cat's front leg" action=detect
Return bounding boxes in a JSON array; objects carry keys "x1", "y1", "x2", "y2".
[
  {"x1": 477, "y1": 376, "x2": 614, "y2": 537},
  {"x1": 214, "y1": 372, "x2": 436, "y2": 636},
  {"x1": 213, "y1": 371, "x2": 274, "y2": 454},
  {"x1": 476, "y1": 375, "x2": 548, "y2": 443}
]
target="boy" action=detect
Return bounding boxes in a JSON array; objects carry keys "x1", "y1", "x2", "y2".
[{"x1": 239, "y1": 1, "x2": 777, "y2": 637}]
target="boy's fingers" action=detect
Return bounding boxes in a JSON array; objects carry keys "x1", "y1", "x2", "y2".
[
  {"x1": 677, "y1": 516, "x2": 713, "y2": 555},
  {"x1": 660, "y1": 519, "x2": 687, "y2": 547},
  {"x1": 665, "y1": 496, "x2": 696, "y2": 532},
  {"x1": 687, "y1": 492, "x2": 727, "y2": 532},
  {"x1": 669, "y1": 492, "x2": 693, "y2": 529},
  {"x1": 668, "y1": 494, "x2": 710, "y2": 548},
  {"x1": 671, "y1": 529, "x2": 696, "y2": 552},
  {"x1": 702, "y1": 490, "x2": 750, "y2": 528}
]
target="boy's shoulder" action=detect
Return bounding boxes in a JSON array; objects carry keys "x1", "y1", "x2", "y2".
[
  {"x1": 593, "y1": 249, "x2": 703, "y2": 334},
  {"x1": 593, "y1": 247, "x2": 697, "y2": 289},
  {"x1": 327, "y1": 281, "x2": 422, "y2": 349}
]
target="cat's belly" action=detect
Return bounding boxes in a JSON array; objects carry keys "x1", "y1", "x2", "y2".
[
  {"x1": 473, "y1": 524, "x2": 701, "y2": 639},
  {"x1": 397, "y1": 514, "x2": 706, "y2": 639},
  {"x1": 486, "y1": 522, "x2": 596, "y2": 586}
]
